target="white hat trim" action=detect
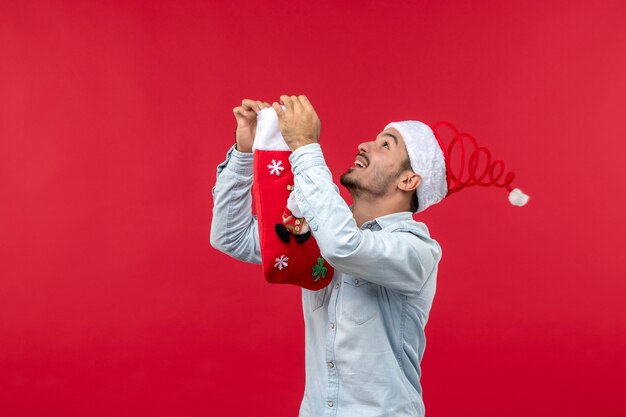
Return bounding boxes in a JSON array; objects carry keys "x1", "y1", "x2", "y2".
[{"x1": 384, "y1": 121, "x2": 448, "y2": 213}]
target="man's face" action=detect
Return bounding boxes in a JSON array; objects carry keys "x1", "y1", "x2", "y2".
[{"x1": 340, "y1": 128, "x2": 412, "y2": 198}]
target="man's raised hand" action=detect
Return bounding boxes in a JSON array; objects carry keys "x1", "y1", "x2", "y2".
[
  {"x1": 232, "y1": 99, "x2": 271, "y2": 153},
  {"x1": 271, "y1": 95, "x2": 321, "y2": 151}
]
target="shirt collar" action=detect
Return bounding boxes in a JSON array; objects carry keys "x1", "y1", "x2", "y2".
[{"x1": 361, "y1": 211, "x2": 414, "y2": 230}]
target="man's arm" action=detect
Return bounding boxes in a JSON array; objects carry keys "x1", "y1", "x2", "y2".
[
  {"x1": 210, "y1": 144, "x2": 261, "y2": 264},
  {"x1": 210, "y1": 98, "x2": 271, "y2": 264},
  {"x1": 289, "y1": 144, "x2": 441, "y2": 295},
  {"x1": 271, "y1": 95, "x2": 440, "y2": 294}
]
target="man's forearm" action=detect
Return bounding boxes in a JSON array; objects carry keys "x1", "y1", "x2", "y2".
[
  {"x1": 210, "y1": 145, "x2": 261, "y2": 264},
  {"x1": 288, "y1": 143, "x2": 439, "y2": 294}
]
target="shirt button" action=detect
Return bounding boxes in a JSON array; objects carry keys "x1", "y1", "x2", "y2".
[
  {"x1": 328, "y1": 361, "x2": 334, "y2": 369},
  {"x1": 334, "y1": 283, "x2": 340, "y2": 289},
  {"x1": 327, "y1": 401, "x2": 334, "y2": 408},
  {"x1": 330, "y1": 322, "x2": 335, "y2": 329},
  {"x1": 354, "y1": 278, "x2": 360, "y2": 285}
]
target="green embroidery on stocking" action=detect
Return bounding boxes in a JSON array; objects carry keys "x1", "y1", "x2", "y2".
[{"x1": 312, "y1": 257, "x2": 328, "y2": 281}]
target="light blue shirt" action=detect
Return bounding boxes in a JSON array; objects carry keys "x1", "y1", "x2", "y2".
[{"x1": 211, "y1": 143, "x2": 442, "y2": 417}]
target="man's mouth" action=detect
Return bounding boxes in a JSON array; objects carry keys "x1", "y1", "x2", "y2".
[{"x1": 353, "y1": 154, "x2": 369, "y2": 169}]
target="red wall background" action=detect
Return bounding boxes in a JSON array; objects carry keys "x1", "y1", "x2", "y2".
[{"x1": 1, "y1": 1, "x2": 625, "y2": 416}]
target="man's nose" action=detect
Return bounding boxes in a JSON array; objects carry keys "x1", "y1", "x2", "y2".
[{"x1": 358, "y1": 142, "x2": 369, "y2": 153}]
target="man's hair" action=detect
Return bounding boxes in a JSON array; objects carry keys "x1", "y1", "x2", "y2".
[
  {"x1": 399, "y1": 156, "x2": 419, "y2": 213},
  {"x1": 410, "y1": 191, "x2": 419, "y2": 214}
]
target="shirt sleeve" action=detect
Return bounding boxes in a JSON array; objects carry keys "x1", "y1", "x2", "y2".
[
  {"x1": 209, "y1": 144, "x2": 262, "y2": 264},
  {"x1": 289, "y1": 144, "x2": 440, "y2": 295}
]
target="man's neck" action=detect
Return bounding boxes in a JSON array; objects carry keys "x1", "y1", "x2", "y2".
[{"x1": 350, "y1": 197, "x2": 408, "y2": 228}]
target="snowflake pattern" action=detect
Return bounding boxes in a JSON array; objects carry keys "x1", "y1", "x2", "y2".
[
  {"x1": 267, "y1": 159, "x2": 285, "y2": 176},
  {"x1": 274, "y1": 255, "x2": 289, "y2": 270}
]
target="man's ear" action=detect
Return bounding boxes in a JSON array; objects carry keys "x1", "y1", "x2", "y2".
[{"x1": 398, "y1": 172, "x2": 421, "y2": 192}]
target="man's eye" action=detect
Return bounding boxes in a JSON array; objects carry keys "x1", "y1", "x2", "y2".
[{"x1": 383, "y1": 141, "x2": 389, "y2": 149}]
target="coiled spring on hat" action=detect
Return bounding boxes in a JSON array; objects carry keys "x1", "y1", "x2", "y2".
[{"x1": 431, "y1": 121, "x2": 515, "y2": 197}]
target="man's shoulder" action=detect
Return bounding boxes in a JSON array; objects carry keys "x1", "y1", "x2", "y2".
[
  {"x1": 379, "y1": 215, "x2": 441, "y2": 255},
  {"x1": 377, "y1": 213, "x2": 432, "y2": 237}
]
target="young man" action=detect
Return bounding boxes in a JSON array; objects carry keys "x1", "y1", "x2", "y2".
[{"x1": 211, "y1": 95, "x2": 444, "y2": 417}]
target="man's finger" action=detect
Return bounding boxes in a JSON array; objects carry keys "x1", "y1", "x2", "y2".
[
  {"x1": 298, "y1": 95, "x2": 313, "y2": 110},
  {"x1": 241, "y1": 98, "x2": 260, "y2": 112},
  {"x1": 255, "y1": 100, "x2": 266, "y2": 111},
  {"x1": 271, "y1": 102, "x2": 284, "y2": 119},
  {"x1": 280, "y1": 95, "x2": 293, "y2": 113},
  {"x1": 291, "y1": 95, "x2": 303, "y2": 112}
]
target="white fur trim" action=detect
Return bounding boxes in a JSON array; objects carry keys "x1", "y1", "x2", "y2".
[
  {"x1": 508, "y1": 188, "x2": 529, "y2": 206},
  {"x1": 252, "y1": 106, "x2": 290, "y2": 151},
  {"x1": 384, "y1": 121, "x2": 448, "y2": 213}
]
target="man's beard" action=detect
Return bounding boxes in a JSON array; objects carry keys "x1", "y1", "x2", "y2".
[
  {"x1": 340, "y1": 169, "x2": 365, "y2": 197},
  {"x1": 340, "y1": 168, "x2": 394, "y2": 199}
]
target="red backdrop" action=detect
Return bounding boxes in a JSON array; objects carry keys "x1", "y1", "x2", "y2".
[{"x1": 1, "y1": 1, "x2": 625, "y2": 416}]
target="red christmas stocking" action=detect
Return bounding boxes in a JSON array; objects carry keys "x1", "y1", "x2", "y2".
[{"x1": 251, "y1": 107, "x2": 333, "y2": 290}]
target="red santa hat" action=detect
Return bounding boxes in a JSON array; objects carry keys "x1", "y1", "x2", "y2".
[{"x1": 383, "y1": 120, "x2": 530, "y2": 212}]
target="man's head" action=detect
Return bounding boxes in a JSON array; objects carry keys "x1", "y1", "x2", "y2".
[
  {"x1": 340, "y1": 127, "x2": 422, "y2": 213},
  {"x1": 340, "y1": 121, "x2": 448, "y2": 214}
]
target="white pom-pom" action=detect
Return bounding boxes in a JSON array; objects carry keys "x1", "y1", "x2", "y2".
[{"x1": 508, "y1": 188, "x2": 530, "y2": 207}]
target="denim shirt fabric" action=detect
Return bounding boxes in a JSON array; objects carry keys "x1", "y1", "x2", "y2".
[{"x1": 211, "y1": 143, "x2": 442, "y2": 417}]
